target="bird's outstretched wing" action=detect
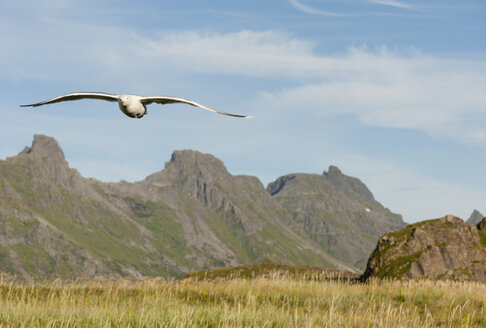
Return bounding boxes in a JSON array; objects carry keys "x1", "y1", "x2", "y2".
[
  {"x1": 19, "y1": 92, "x2": 119, "y2": 107},
  {"x1": 140, "y1": 96, "x2": 253, "y2": 118}
]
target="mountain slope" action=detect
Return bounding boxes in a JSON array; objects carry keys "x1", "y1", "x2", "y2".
[
  {"x1": 0, "y1": 135, "x2": 404, "y2": 281},
  {"x1": 267, "y1": 166, "x2": 406, "y2": 269}
]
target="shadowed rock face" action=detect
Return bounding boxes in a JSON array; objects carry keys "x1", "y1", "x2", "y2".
[
  {"x1": 476, "y1": 218, "x2": 486, "y2": 237},
  {"x1": 362, "y1": 215, "x2": 486, "y2": 283},
  {"x1": 478, "y1": 218, "x2": 486, "y2": 232},
  {"x1": 0, "y1": 135, "x2": 404, "y2": 281}
]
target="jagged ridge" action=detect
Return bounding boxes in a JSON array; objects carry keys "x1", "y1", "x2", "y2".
[{"x1": 0, "y1": 135, "x2": 405, "y2": 281}]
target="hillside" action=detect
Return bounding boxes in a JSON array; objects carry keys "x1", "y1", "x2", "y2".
[{"x1": 0, "y1": 135, "x2": 405, "y2": 281}]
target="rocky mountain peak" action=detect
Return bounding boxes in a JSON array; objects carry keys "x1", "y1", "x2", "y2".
[
  {"x1": 266, "y1": 167, "x2": 405, "y2": 269},
  {"x1": 168, "y1": 150, "x2": 227, "y2": 171},
  {"x1": 467, "y1": 209, "x2": 485, "y2": 225},
  {"x1": 19, "y1": 134, "x2": 65, "y2": 162},
  {"x1": 323, "y1": 166, "x2": 374, "y2": 202},
  {"x1": 325, "y1": 165, "x2": 342, "y2": 176},
  {"x1": 159, "y1": 149, "x2": 230, "y2": 182},
  {"x1": 143, "y1": 149, "x2": 232, "y2": 195}
]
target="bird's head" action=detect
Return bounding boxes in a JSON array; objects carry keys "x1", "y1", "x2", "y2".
[{"x1": 120, "y1": 95, "x2": 129, "y2": 106}]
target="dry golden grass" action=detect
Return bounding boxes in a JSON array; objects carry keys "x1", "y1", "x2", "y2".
[{"x1": 0, "y1": 272, "x2": 484, "y2": 327}]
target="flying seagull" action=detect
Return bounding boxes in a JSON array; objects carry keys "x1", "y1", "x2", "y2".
[{"x1": 20, "y1": 92, "x2": 252, "y2": 119}]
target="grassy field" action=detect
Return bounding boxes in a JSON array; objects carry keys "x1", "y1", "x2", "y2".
[{"x1": 0, "y1": 271, "x2": 484, "y2": 327}]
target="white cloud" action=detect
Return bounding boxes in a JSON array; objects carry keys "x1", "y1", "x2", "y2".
[
  {"x1": 288, "y1": 0, "x2": 347, "y2": 16},
  {"x1": 289, "y1": 0, "x2": 418, "y2": 16},
  {"x1": 368, "y1": 0, "x2": 417, "y2": 11},
  {"x1": 330, "y1": 153, "x2": 486, "y2": 222},
  {"x1": 254, "y1": 49, "x2": 486, "y2": 146},
  {"x1": 143, "y1": 32, "x2": 485, "y2": 146},
  {"x1": 2, "y1": 18, "x2": 485, "y2": 146}
]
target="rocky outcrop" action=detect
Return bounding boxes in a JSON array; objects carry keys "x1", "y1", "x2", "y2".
[
  {"x1": 362, "y1": 215, "x2": 486, "y2": 283},
  {"x1": 18, "y1": 134, "x2": 66, "y2": 162}
]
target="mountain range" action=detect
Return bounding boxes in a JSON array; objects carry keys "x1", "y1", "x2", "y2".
[{"x1": 0, "y1": 135, "x2": 406, "y2": 281}]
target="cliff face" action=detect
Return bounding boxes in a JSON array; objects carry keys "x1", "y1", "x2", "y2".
[
  {"x1": 0, "y1": 135, "x2": 405, "y2": 281},
  {"x1": 362, "y1": 215, "x2": 486, "y2": 283}
]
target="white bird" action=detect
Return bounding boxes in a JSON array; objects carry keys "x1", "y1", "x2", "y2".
[{"x1": 20, "y1": 92, "x2": 252, "y2": 119}]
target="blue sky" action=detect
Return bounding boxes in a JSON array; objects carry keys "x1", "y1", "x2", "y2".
[{"x1": 1, "y1": 0, "x2": 485, "y2": 223}]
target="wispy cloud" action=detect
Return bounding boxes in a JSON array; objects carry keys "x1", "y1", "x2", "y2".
[
  {"x1": 252, "y1": 49, "x2": 486, "y2": 146},
  {"x1": 368, "y1": 0, "x2": 417, "y2": 11},
  {"x1": 288, "y1": 0, "x2": 349, "y2": 16},
  {"x1": 3, "y1": 20, "x2": 485, "y2": 146},
  {"x1": 290, "y1": 0, "x2": 419, "y2": 16},
  {"x1": 132, "y1": 32, "x2": 486, "y2": 146}
]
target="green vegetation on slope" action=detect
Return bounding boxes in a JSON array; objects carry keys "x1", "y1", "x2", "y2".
[
  {"x1": 479, "y1": 230, "x2": 486, "y2": 247},
  {"x1": 373, "y1": 250, "x2": 424, "y2": 279}
]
